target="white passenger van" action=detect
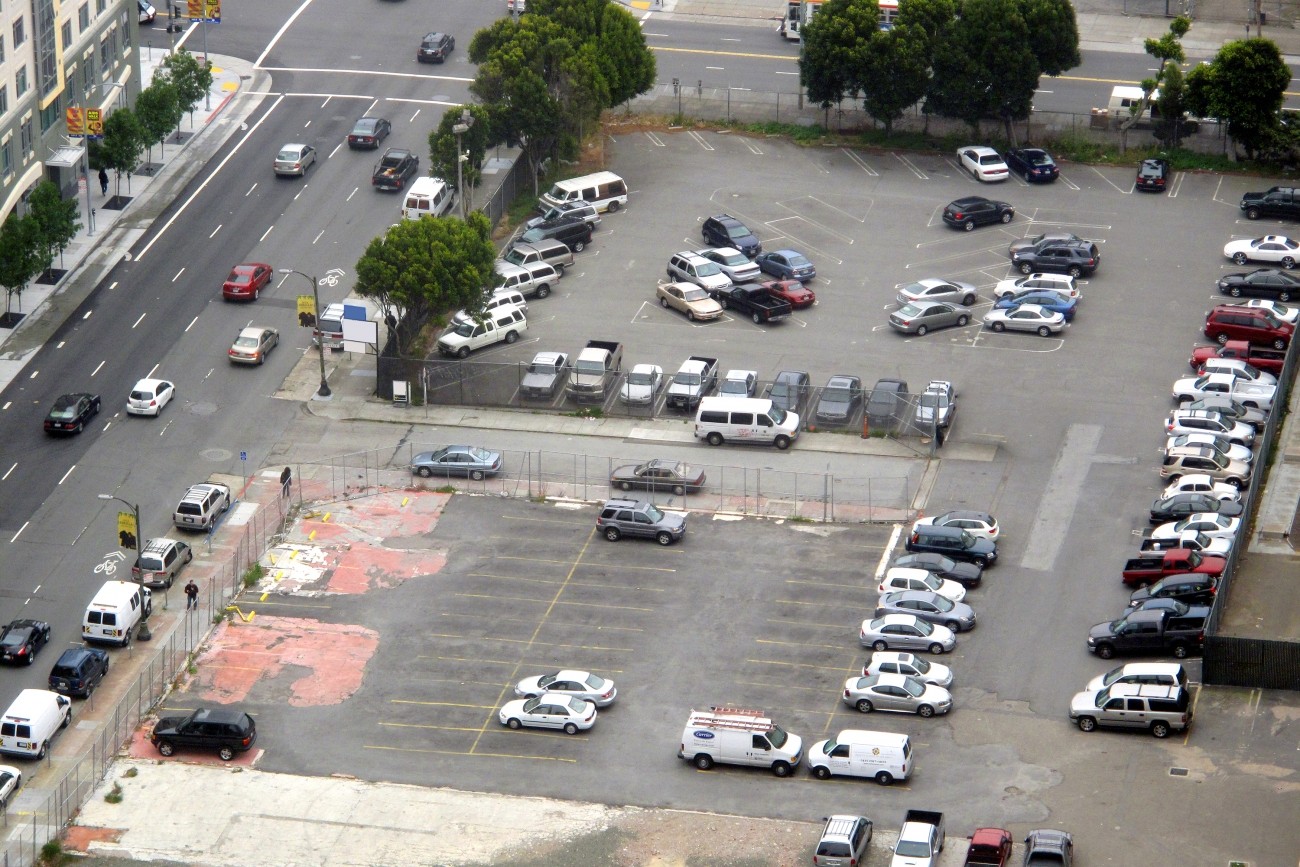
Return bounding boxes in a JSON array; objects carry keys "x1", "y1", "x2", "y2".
[
  {"x1": 402, "y1": 176, "x2": 457, "y2": 220},
  {"x1": 694, "y1": 396, "x2": 800, "y2": 450},
  {"x1": 1108, "y1": 85, "x2": 1160, "y2": 121},
  {"x1": 0, "y1": 689, "x2": 72, "y2": 759},
  {"x1": 678, "y1": 706, "x2": 803, "y2": 776},
  {"x1": 806, "y1": 729, "x2": 912, "y2": 785},
  {"x1": 540, "y1": 171, "x2": 628, "y2": 213},
  {"x1": 82, "y1": 580, "x2": 153, "y2": 647}
]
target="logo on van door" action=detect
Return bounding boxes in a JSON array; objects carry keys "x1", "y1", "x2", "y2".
[
  {"x1": 872, "y1": 747, "x2": 881, "y2": 755},
  {"x1": 692, "y1": 731, "x2": 716, "y2": 740}
]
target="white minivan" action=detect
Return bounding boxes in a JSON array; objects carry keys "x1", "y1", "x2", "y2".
[
  {"x1": 0, "y1": 689, "x2": 72, "y2": 759},
  {"x1": 694, "y1": 396, "x2": 800, "y2": 450},
  {"x1": 402, "y1": 176, "x2": 457, "y2": 220},
  {"x1": 82, "y1": 580, "x2": 153, "y2": 647},
  {"x1": 540, "y1": 171, "x2": 628, "y2": 213},
  {"x1": 806, "y1": 729, "x2": 912, "y2": 785}
]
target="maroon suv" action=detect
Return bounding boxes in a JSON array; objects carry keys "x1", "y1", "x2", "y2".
[{"x1": 1204, "y1": 305, "x2": 1293, "y2": 349}]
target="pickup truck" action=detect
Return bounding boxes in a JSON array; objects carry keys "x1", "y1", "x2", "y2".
[
  {"x1": 1137, "y1": 530, "x2": 1231, "y2": 556},
  {"x1": 964, "y1": 827, "x2": 1012, "y2": 866},
  {"x1": 1087, "y1": 606, "x2": 1208, "y2": 659},
  {"x1": 566, "y1": 340, "x2": 623, "y2": 403},
  {"x1": 710, "y1": 284, "x2": 793, "y2": 324},
  {"x1": 519, "y1": 351, "x2": 569, "y2": 400},
  {"x1": 891, "y1": 809, "x2": 945, "y2": 867},
  {"x1": 666, "y1": 356, "x2": 718, "y2": 411},
  {"x1": 1189, "y1": 339, "x2": 1287, "y2": 375},
  {"x1": 1240, "y1": 186, "x2": 1300, "y2": 220},
  {"x1": 1121, "y1": 548, "x2": 1226, "y2": 588}
]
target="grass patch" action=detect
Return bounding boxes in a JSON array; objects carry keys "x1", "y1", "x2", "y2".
[
  {"x1": 38, "y1": 841, "x2": 68, "y2": 866},
  {"x1": 570, "y1": 406, "x2": 604, "y2": 419},
  {"x1": 242, "y1": 562, "x2": 264, "y2": 589},
  {"x1": 104, "y1": 782, "x2": 123, "y2": 804},
  {"x1": 433, "y1": 484, "x2": 457, "y2": 494},
  {"x1": 123, "y1": 767, "x2": 139, "y2": 778}
]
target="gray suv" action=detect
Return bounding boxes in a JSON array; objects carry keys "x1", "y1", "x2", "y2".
[
  {"x1": 812, "y1": 815, "x2": 873, "y2": 867},
  {"x1": 1069, "y1": 683, "x2": 1191, "y2": 738},
  {"x1": 596, "y1": 498, "x2": 686, "y2": 546}
]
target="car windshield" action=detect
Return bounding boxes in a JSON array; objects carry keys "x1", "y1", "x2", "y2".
[
  {"x1": 353, "y1": 120, "x2": 376, "y2": 134},
  {"x1": 276, "y1": 148, "x2": 299, "y2": 161},
  {"x1": 910, "y1": 618, "x2": 934, "y2": 635},
  {"x1": 895, "y1": 842, "x2": 933, "y2": 858},
  {"x1": 522, "y1": 697, "x2": 541, "y2": 712},
  {"x1": 519, "y1": 229, "x2": 545, "y2": 243},
  {"x1": 643, "y1": 504, "x2": 666, "y2": 522},
  {"x1": 897, "y1": 303, "x2": 924, "y2": 317},
  {"x1": 585, "y1": 674, "x2": 606, "y2": 688},
  {"x1": 978, "y1": 154, "x2": 1002, "y2": 165},
  {"x1": 130, "y1": 389, "x2": 151, "y2": 401},
  {"x1": 900, "y1": 282, "x2": 930, "y2": 296},
  {"x1": 234, "y1": 335, "x2": 260, "y2": 348},
  {"x1": 788, "y1": 254, "x2": 811, "y2": 267},
  {"x1": 0, "y1": 632, "x2": 23, "y2": 648},
  {"x1": 959, "y1": 530, "x2": 978, "y2": 548},
  {"x1": 627, "y1": 371, "x2": 654, "y2": 385},
  {"x1": 820, "y1": 735, "x2": 838, "y2": 755},
  {"x1": 674, "y1": 372, "x2": 701, "y2": 386},
  {"x1": 921, "y1": 573, "x2": 941, "y2": 591},
  {"x1": 718, "y1": 251, "x2": 747, "y2": 266},
  {"x1": 919, "y1": 393, "x2": 943, "y2": 408},
  {"x1": 682, "y1": 287, "x2": 709, "y2": 302},
  {"x1": 823, "y1": 385, "x2": 853, "y2": 402},
  {"x1": 767, "y1": 724, "x2": 789, "y2": 749},
  {"x1": 1029, "y1": 152, "x2": 1053, "y2": 165},
  {"x1": 451, "y1": 321, "x2": 477, "y2": 337},
  {"x1": 49, "y1": 403, "x2": 77, "y2": 419},
  {"x1": 930, "y1": 595, "x2": 955, "y2": 612},
  {"x1": 768, "y1": 405, "x2": 787, "y2": 425},
  {"x1": 139, "y1": 553, "x2": 165, "y2": 570},
  {"x1": 463, "y1": 448, "x2": 492, "y2": 462}
]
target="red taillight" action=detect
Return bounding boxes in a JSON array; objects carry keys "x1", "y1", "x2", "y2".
[
  {"x1": 843, "y1": 688, "x2": 851, "y2": 698},
  {"x1": 16, "y1": 647, "x2": 27, "y2": 657},
  {"x1": 953, "y1": 212, "x2": 964, "y2": 219}
]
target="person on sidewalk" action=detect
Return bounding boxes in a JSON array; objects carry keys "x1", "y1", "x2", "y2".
[
  {"x1": 184, "y1": 580, "x2": 199, "y2": 610},
  {"x1": 98, "y1": 167, "x2": 109, "y2": 196}
]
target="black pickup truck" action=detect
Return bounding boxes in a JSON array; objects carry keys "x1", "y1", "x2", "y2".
[
  {"x1": 710, "y1": 284, "x2": 793, "y2": 324},
  {"x1": 1086, "y1": 607, "x2": 1208, "y2": 659},
  {"x1": 1241, "y1": 186, "x2": 1300, "y2": 221}
]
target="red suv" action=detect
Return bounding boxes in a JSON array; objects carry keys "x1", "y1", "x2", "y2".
[{"x1": 1203, "y1": 305, "x2": 1293, "y2": 349}]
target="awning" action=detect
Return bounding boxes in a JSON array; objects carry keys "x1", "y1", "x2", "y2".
[{"x1": 45, "y1": 144, "x2": 86, "y2": 168}]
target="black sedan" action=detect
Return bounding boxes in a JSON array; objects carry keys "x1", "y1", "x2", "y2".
[
  {"x1": 814, "y1": 375, "x2": 863, "y2": 427},
  {"x1": 892, "y1": 553, "x2": 983, "y2": 588},
  {"x1": 1217, "y1": 268, "x2": 1300, "y2": 301},
  {"x1": 0, "y1": 619, "x2": 51, "y2": 665},
  {"x1": 1005, "y1": 148, "x2": 1059, "y2": 183},
  {"x1": 44, "y1": 392, "x2": 101, "y2": 434},
  {"x1": 1135, "y1": 157, "x2": 1170, "y2": 192},
  {"x1": 610, "y1": 459, "x2": 706, "y2": 495},
  {"x1": 347, "y1": 116, "x2": 391, "y2": 149},
  {"x1": 941, "y1": 196, "x2": 1014, "y2": 231},
  {"x1": 1149, "y1": 493, "x2": 1245, "y2": 523}
]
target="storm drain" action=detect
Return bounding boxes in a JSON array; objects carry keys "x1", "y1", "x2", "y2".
[{"x1": 1169, "y1": 767, "x2": 1189, "y2": 776}]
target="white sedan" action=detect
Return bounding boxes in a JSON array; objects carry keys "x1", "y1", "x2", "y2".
[
  {"x1": 0, "y1": 765, "x2": 19, "y2": 809},
  {"x1": 982, "y1": 303, "x2": 1067, "y2": 336},
  {"x1": 957, "y1": 146, "x2": 1009, "y2": 182},
  {"x1": 1223, "y1": 235, "x2": 1300, "y2": 268},
  {"x1": 619, "y1": 364, "x2": 662, "y2": 405},
  {"x1": 1197, "y1": 358, "x2": 1277, "y2": 387},
  {"x1": 498, "y1": 693, "x2": 597, "y2": 734},
  {"x1": 1172, "y1": 373, "x2": 1276, "y2": 411},
  {"x1": 514, "y1": 670, "x2": 617, "y2": 707},
  {"x1": 993, "y1": 272, "x2": 1079, "y2": 299},
  {"x1": 1165, "y1": 433, "x2": 1253, "y2": 464},
  {"x1": 1151, "y1": 513, "x2": 1242, "y2": 540},
  {"x1": 1160, "y1": 474, "x2": 1241, "y2": 501},
  {"x1": 863, "y1": 650, "x2": 953, "y2": 689},
  {"x1": 1238, "y1": 298, "x2": 1299, "y2": 324}
]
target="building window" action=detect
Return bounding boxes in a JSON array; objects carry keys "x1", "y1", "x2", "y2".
[
  {"x1": 0, "y1": 85, "x2": 7, "y2": 117},
  {"x1": 82, "y1": 57, "x2": 94, "y2": 90},
  {"x1": 36, "y1": 0, "x2": 58, "y2": 97},
  {"x1": 20, "y1": 119, "x2": 32, "y2": 154},
  {"x1": 61, "y1": 20, "x2": 71, "y2": 49},
  {"x1": 99, "y1": 33, "x2": 108, "y2": 67},
  {"x1": 12, "y1": 16, "x2": 24, "y2": 47},
  {"x1": 1, "y1": 142, "x2": 12, "y2": 178},
  {"x1": 0, "y1": 33, "x2": 5, "y2": 63},
  {"x1": 15, "y1": 65, "x2": 27, "y2": 97},
  {"x1": 96, "y1": 0, "x2": 105, "y2": 13},
  {"x1": 79, "y1": 4, "x2": 89, "y2": 30},
  {"x1": 39, "y1": 98, "x2": 59, "y2": 133}
]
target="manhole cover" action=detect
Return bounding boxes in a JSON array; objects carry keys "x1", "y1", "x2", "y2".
[
  {"x1": 200, "y1": 448, "x2": 232, "y2": 462},
  {"x1": 190, "y1": 401, "x2": 219, "y2": 416},
  {"x1": 1169, "y1": 767, "x2": 1188, "y2": 776}
]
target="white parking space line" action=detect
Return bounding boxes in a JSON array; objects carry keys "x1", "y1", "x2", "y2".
[
  {"x1": 1089, "y1": 165, "x2": 1131, "y2": 195},
  {"x1": 687, "y1": 131, "x2": 714, "y2": 151},
  {"x1": 1168, "y1": 172, "x2": 1186, "y2": 198},
  {"x1": 743, "y1": 139, "x2": 764, "y2": 155},
  {"x1": 893, "y1": 152, "x2": 928, "y2": 180},
  {"x1": 841, "y1": 148, "x2": 878, "y2": 177},
  {"x1": 644, "y1": 132, "x2": 666, "y2": 147},
  {"x1": 1058, "y1": 175, "x2": 1081, "y2": 191},
  {"x1": 1020, "y1": 424, "x2": 1102, "y2": 571}
]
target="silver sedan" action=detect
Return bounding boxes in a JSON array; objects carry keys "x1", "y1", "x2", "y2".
[
  {"x1": 895, "y1": 278, "x2": 978, "y2": 306},
  {"x1": 858, "y1": 614, "x2": 956, "y2": 654},
  {"x1": 982, "y1": 303, "x2": 1067, "y2": 336},
  {"x1": 875, "y1": 590, "x2": 977, "y2": 632},
  {"x1": 888, "y1": 300, "x2": 972, "y2": 336},
  {"x1": 514, "y1": 670, "x2": 617, "y2": 707},
  {"x1": 842, "y1": 673, "x2": 952, "y2": 717}
]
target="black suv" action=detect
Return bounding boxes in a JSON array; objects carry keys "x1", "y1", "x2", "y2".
[
  {"x1": 48, "y1": 647, "x2": 110, "y2": 697},
  {"x1": 1009, "y1": 237, "x2": 1099, "y2": 277},
  {"x1": 151, "y1": 707, "x2": 257, "y2": 761},
  {"x1": 519, "y1": 216, "x2": 592, "y2": 253},
  {"x1": 941, "y1": 196, "x2": 1014, "y2": 231},
  {"x1": 701, "y1": 214, "x2": 762, "y2": 257},
  {"x1": 905, "y1": 524, "x2": 997, "y2": 566},
  {"x1": 416, "y1": 32, "x2": 454, "y2": 63},
  {"x1": 596, "y1": 498, "x2": 686, "y2": 546},
  {"x1": 866, "y1": 378, "x2": 909, "y2": 430},
  {"x1": 1135, "y1": 157, "x2": 1170, "y2": 192},
  {"x1": 371, "y1": 148, "x2": 419, "y2": 191}
]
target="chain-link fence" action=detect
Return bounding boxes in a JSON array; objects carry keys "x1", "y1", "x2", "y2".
[{"x1": 0, "y1": 490, "x2": 290, "y2": 867}]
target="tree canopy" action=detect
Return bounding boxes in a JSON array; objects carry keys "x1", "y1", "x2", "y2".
[
  {"x1": 799, "y1": 0, "x2": 875, "y2": 109},
  {"x1": 96, "y1": 109, "x2": 146, "y2": 187},
  {"x1": 0, "y1": 212, "x2": 45, "y2": 318},
  {"x1": 134, "y1": 80, "x2": 181, "y2": 159},
  {"x1": 156, "y1": 48, "x2": 213, "y2": 126},
  {"x1": 26, "y1": 180, "x2": 80, "y2": 273},
  {"x1": 429, "y1": 104, "x2": 493, "y2": 204},
  {"x1": 927, "y1": 0, "x2": 1039, "y2": 137},
  {"x1": 1186, "y1": 38, "x2": 1291, "y2": 159}
]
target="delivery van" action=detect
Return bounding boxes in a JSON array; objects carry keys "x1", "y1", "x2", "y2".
[
  {"x1": 402, "y1": 176, "x2": 456, "y2": 220},
  {"x1": 694, "y1": 396, "x2": 800, "y2": 450},
  {"x1": 678, "y1": 706, "x2": 803, "y2": 777},
  {"x1": 82, "y1": 580, "x2": 153, "y2": 647},
  {"x1": 0, "y1": 689, "x2": 72, "y2": 759},
  {"x1": 806, "y1": 729, "x2": 912, "y2": 785}
]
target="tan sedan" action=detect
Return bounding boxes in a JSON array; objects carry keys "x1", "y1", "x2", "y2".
[{"x1": 656, "y1": 281, "x2": 723, "y2": 322}]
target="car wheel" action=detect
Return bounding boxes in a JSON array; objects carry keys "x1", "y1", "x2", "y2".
[
  {"x1": 752, "y1": 312, "x2": 762, "y2": 324},
  {"x1": 774, "y1": 435, "x2": 791, "y2": 450},
  {"x1": 219, "y1": 746, "x2": 235, "y2": 761},
  {"x1": 1077, "y1": 716, "x2": 1097, "y2": 732},
  {"x1": 957, "y1": 315, "x2": 970, "y2": 326},
  {"x1": 536, "y1": 285, "x2": 550, "y2": 299},
  {"x1": 687, "y1": 310, "x2": 696, "y2": 321},
  {"x1": 706, "y1": 432, "x2": 724, "y2": 446},
  {"x1": 1018, "y1": 262, "x2": 1033, "y2": 274},
  {"x1": 719, "y1": 298, "x2": 729, "y2": 310},
  {"x1": 609, "y1": 201, "x2": 621, "y2": 212},
  {"x1": 945, "y1": 620, "x2": 960, "y2": 632},
  {"x1": 1166, "y1": 474, "x2": 1181, "y2": 484},
  {"x1": 1172, "y1": 642, "x2": 1190, "y2": 659},
  {"x1": 660, "y1": 298, "x2": 669, "y2": 308},
  {"x1": 961, "y1": 294, "x2": 975, "y2": 305},
  {"x1": 1227, "y1": 477, "x2": 1243, "y2": 489},
  {"x1": 1282, "y1": 291, "x2": 1292, "y2": 302},
  {"x1": 457, "y1": 346, "x2": 470, "y2": 359},
  {"x1": 470, "y1": 470, "x2": 485, "y2": 481},
  {"x1": 505, "y1": 330, "x2": 519, "y2": 344},
  {"x1": 37, "y1": 741, "x2": 49, "y2": 760},
  {"x1": 76, "y1": 421, "x2": 84, "y2": 433},
  {"x1": 1068, "y1": 266, "x2": 1082, "y2": 277},
  {"x1": 1233, "y1": 253, "x2": 1249, "y2": 265},
  {"x1": 1215, "y1": 333, "x2": 1229, "y2": 345},
  {"x1": 1096, "y1": 644, "x2": 1115, "y2": 659},
  {"x1": 618, "y1": 481, "x2": 633, "y2": 491},
  {"x1": 991, "y1": 321, "x2": 1005, "y2": 332},
  {"x1": 572, "y1": 240, "x2": 585, "y2": 252},
  {"x1": 1274, "y1": 338, "x2": 1287, "y2": 350},
  {"x1": 694, "y1": 753, "x2": 714, "y2": 770},
  {"x1": 418, "y1": 467, "x2": 432, "y2": 478},
  {"x1": 1037, "y1": 326, "x2": 1051, "y2": 337},
  {"x1": 917, "y1": 705, "x2": 935, "y2": 718},
  {"x1": 656, "y1": 531, "x2": 673, "y2": 546},
  {"x1": 1226, "y1": 286, "x2": 1243, "y2": 297},
  {"x1": 604, "y1": 527, "x2": 621, "y2": 542},
  {"x1": 1151, "y1": 721, "x2": 1171, "y2": 738},
  {"x1": 506, "y1": 718, "x2": 522, "y2": 729},
  {"x1": 253, "y1": 287, "x2": 260, "y2": 301},
  {"x1": 856, "y1": 699, "x2": 873, "y2": 713},
  {"x1": 673, "y1": 484, "x2": 686, "y2": 495},
  {"x1": 1000, "y1": 211, "x2": 1013, "y2": 224},
  {"x1": 772, "y1": 761, "x2": 792, "y2": 777},
  {"x1": 158, "y1": 741, "x2": 175, "y2": 756},
  {"x1": 929, "y1": 642, "x2": 945, "y2": 655},
  {"x1": 916, "y1": 325, "x2": 928, "y2": 336},
  {"x1": 1285, "y1": 257, "x2": 1296, "y2": 270},
  {"x1": 875, "y1": 771, "x2": 894, "y2": 785},
  {"x1": 872, "y1": 640, "x2": 888, "y2": 651},
  {"x1": 813, "y1": 766, "x2": 831, "y2": 780},
  {"x1": 1246, "y1": 206, "x2": 1262, "y2": 219},
  {"x1": 563, "y1": 723, "x2": 579, "y2": 735}
]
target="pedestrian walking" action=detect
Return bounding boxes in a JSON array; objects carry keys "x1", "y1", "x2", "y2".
[
  {"x1": 184, "y1": 579, "x2": 199, "y2": 610},
  {"x1": 98, "y1": 167, "x2": 109, "y2": 196}
]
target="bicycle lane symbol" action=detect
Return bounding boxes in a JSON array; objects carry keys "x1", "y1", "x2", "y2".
[{"x1": 94, "y1": 551, "x2": 126, "y2": 576}]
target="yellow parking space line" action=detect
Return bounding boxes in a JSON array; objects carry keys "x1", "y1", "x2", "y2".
[
  {"x1": 433, "y1": 655, "x2": 526, "y2": 666},
  {"x1": 436, "y1": 612, "x2": 646, "y2": 632},
  {"x1": 364, "y1": 744, "x2": 576, "y2": 762},
  {"x1": 746, "y1": 658, "x2": 852, "y2": 671},
  {"x1": 469, "y1": 572, "x2": 574, "y2": 586},
  {"x1": 454, "y1": 592, "x2": 654, "y2": 612},
  {"x1": 784, "y1": 578, "x2": 875, "y2": 590},
  {"x1": 497, "y1": 514, "x2": 594, "y2": 526},
  {"x1": 736, "y1": 680, "x2": 826, "y2": 692},
  {"x1": 389, "y1": 700, "x2": 497, "y2": 710},
  {"x1": 469, "y1": 572, "x2": 667, "y2": 593},
  {"x1": 380, "y1": 722, "x2": 491, "y2": 731},
  {"x1": 432, "y1": 635, "x2": 636, "y2": 652},
  {"x1": 236, "y1": 599, "x2": 334, "y2": 608},
  {"x1": 754, "y1": 638, "x2": 849, "y2": 650},
  {"x1": 774, "y1": 598, "x2": 868, "y2": 606},
  {"x1": 652, "y1": 45, "x2": 794, "y2": 61},
  {"x1": 422, "y1": 677, "x2": 509, "y2": 688},
  {"x1": 495, "y1": 555, "x2": 679, "y2": 572},
  {"x1": 762, "y1": 620, "x2": 851, "y2": 631}
]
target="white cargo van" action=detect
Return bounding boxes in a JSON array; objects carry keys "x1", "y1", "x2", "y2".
[
  {"x1": 678, "y1": 706, "x2": 803, "y2": 776},
  {"x1": 694, "y1": 396, "x2": 800, "y2": 450},
  {"x1": 82, "y1": 580, "x2": 153, "y2": 647},
  {"x1": 0, "y1": 689, "x2": 72, "y2": 759},
  {"x1": 402, "y1": 176, "x2": 457, "y2": 220},
  {"x1": 540, "y1": 171, "x2": 628, "y2": 213},
  {"x1": 806, "y1": 729, "x2": 912, "y2": 785},
  {"x1": 1108, "y1": 85, "x2": 1159, "y2": 121}
]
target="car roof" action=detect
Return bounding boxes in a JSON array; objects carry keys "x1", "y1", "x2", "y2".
[
  {"x1": 134, "y1": 377, "x2": 168, "y2": 389},
  {"x1": 885, "y1": 589, "x2": 943, "y2": 603},
  {"x1": 963, "y1": 145, "x2": 1000, "y2": 155},
  {"x1": 826, "y1": 375, "x2": 858, "y2": 387},
  {"x1": 941, "y1": 510, "x2": 993, "y2": 521},
  {"x1": 192, "y1": 707, "x2": 251, "y2": 724}
]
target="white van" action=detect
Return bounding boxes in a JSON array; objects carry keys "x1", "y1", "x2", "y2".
[
  {"x1": 402, "y1": 176, "x2": 457, "y2": 220},
  {"x1": 82, "y1": 580, "x2": 153, "y2": 647},
  {"x1": 540, "y1": 171, "x2": 628, "y2": 213},
  {"x1": 0, "y1": 689, "x2": 72, "y2": 759},
  {"x1": 678, "y1": 706, "x2": 803, "y2": 777},
  {"x1": 694, "y1": 396, "x2": 800, "y2": 450},
  {"x1": 1108, "y1": 85, "x2": 1159, "y2": 121},
  {"x1": 806, "y1": 729, "x2": 911, "y2": 785}
]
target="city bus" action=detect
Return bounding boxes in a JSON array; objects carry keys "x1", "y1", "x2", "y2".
[{"x1": 783, "y1": 0, "x2": 899, "y2": 41}]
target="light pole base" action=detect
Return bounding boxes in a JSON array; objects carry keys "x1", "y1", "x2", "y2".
[{"x1": 312, "y1": 387, "x2": 334, "y2": 401}]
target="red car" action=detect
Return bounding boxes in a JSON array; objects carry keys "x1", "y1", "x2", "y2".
[
  {"x1": 964, "y1": 827, "x2": 1012, "y2": 865},
  {"x1": 760, "y1": 278, "x2": 815, "y2": 309},
  {"x1": 222, "y1": 263, "x2": 273, "y2": 301},
  {"x1": 1203, "y1": 304, "x2": 1293, "y2": 349}
]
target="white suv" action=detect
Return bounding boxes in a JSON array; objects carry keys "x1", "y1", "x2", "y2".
[{"x1": 666, "y1": 252, "x2": 731, "y2": 292}]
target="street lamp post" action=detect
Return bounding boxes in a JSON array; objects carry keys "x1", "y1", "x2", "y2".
[
  {"x1": 453, "y1": 109, "x2": 474, "y2": 220},
  {"x1": 279, "y1": 268, "x2": 332, "y2": 398},
  {"x1": 97, "y1": 493, "x2": 142, "y2": 576}
]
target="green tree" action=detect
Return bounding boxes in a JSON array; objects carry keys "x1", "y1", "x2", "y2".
[
  {"x1": 799, "y1": 0, "x2": 875, "y2": 118},
  {"x1": 157, "y1": 48, "x2": 213, "y2": 132},
  {"x1": 860, "y1": 24, "x2": 931, "y2": 135},
  {"x1": 134, "y1": 80, "x2": 182, "y2": 162},
  {"x1": 429, "y1": 104, "x2": 493, "y2": 209},
  {"x1": 927, "y1": 0, "x2": 1038, "y2": 139},
  {"x1": 1155, "y1": 62, "x2": 1190, "y2": 147},
  {"x1": 1118, "y1": 16, "x2": 1190, "y2": 151},
  {"x1": 1018, "y1": 0, "x2": 1080, "y2": 76},
  {"x1": 26, "y1": 180, "x2": 80, "y2": 274},
  {"x1": 98, "y1": 109, "x2": 146, "y2": 192},
  {"x1": 894, "y1": 0, "x2": 956, "y2": 47},
  {"x1": 1186, "y1": 38, "x2": 1291, "y2": 159},
  {"x1": 526, "y1": 0, "x2": 655, "y2": 105},
  {"x1": 353, "y1": 212, "x2": 497, "y2": 355},
  {"x1": 0, "y1": 212, "x2": 45, "y2": 319}
]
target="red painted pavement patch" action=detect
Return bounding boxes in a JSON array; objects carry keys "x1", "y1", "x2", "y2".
[
  {"x1": 63, "y1": 825, "x2": 123, "y2": 852},
  {"x1": 187, "y1": 616, "x2": 379, "y2": 706},
  {"x1": 328, "y1": 543, "x2": 445, "y2": 593}
]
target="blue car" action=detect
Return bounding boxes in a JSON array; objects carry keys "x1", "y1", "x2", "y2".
[
  {"x1": 755, "y1": 249, "x2": 816, "y2": 282},
  {"x1": 1004, "y1": 147, "x2": 1059, "y2": 183},
  {"x1": 993, "y1": 289, "x2": 1077, "y2": 321}
]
